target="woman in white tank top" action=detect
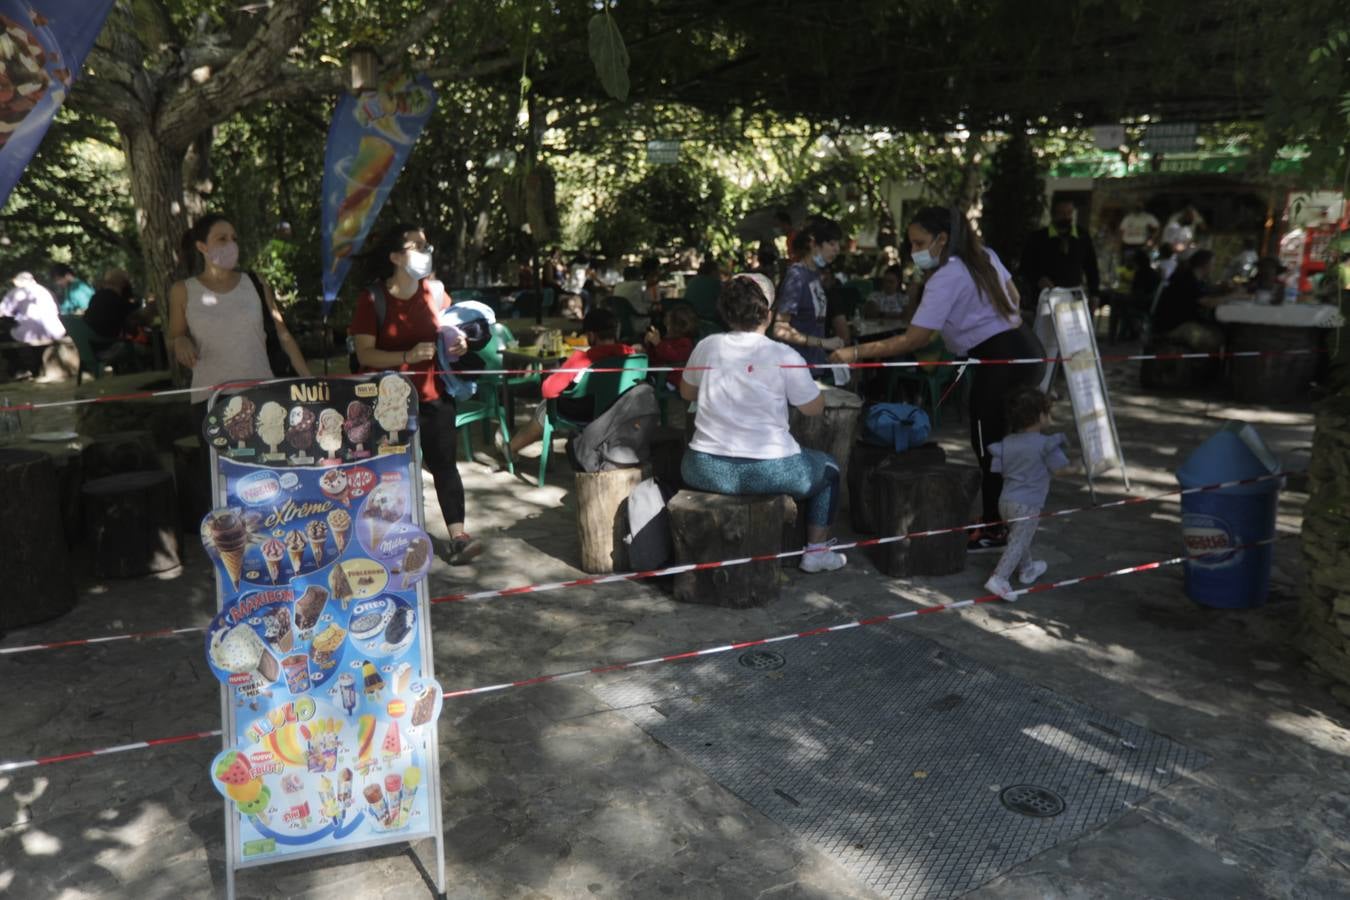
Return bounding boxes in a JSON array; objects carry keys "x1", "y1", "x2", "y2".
[{"x1": 168, "y1": 214, "x2": 310, "y2": 404}]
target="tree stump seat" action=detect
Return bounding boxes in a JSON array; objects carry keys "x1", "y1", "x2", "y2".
[
  {"x1": 667, "y1": 490, "x2": 797, "y2": 608},
  {"x1": 848, "y1": 441, "x2": 947, "y2": 534},
  {"x1": 870, "y1": 462, "x2": 981, "y2": 577},
  {"x1": 82, "y1": 469, "x2": 181, "y2": 578},
  {"x1": 574, "y1": 466, "x2": 647, "y2": 573},
  {"x1": 80, "y1": 429, "x2": 161, "y2": 480},
  {"x1": 1139, "y1": 340, "x2": 1221, "y2": 391},
  {"x1": 789, "y1": 386, "x2": 864, "y2": 496},
  {"x1": 0, "y1": 449, "x2": 76, "y2": 629}
]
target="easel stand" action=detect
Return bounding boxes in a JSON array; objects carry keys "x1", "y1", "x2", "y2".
[
  {"x1": 1033, "y1": 288, "x2": 1131, "y2": 502},
  {"x1": 206, "y1": 376, "x2": 447, "y2": 899}
]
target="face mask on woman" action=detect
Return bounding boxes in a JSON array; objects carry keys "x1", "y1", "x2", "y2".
[
  {"x1": 812, "y1": 252, "x2": 828, "y2": 268},
  {"x1": 403, "y1": 250, "x2": 433, "y2": 280},
  {"x1": 206, "y1": 241, "x2": 239, "y2": 271},
  {"x1": 912, "y1": 235, "x2": 945, "y2": 271}
]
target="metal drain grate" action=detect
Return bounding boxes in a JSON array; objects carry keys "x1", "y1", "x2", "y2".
[
  {"x1": 1000, "y1": 784, "x2": 1066, "y2": 818},
  {"x1": 738, "y1": 650, "x2": 786, "y2": 671}
]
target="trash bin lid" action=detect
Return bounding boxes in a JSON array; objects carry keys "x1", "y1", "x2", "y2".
[{"x1": 1177, "y1": 422, "x2": 1281, "y2": 491}]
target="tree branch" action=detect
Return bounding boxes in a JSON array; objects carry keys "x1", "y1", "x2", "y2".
[{"x1": 155, "y1": 0, "x2": 322, "y2": 150}]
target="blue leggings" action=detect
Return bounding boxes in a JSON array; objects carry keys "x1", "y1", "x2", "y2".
[{"x1": 681, "y1": 448, "x2": 840, "y2": 527}]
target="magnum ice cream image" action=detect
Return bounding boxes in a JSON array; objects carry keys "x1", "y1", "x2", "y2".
[
  {"x1": 286, "y1": 406, "x2": 317, "y2": 457},
  {"x1": 294, "y1": 586, "x2": 328, "y2": 636},
  {"x1": 327, "y1": 509, "x2": 351, "y2": 553},
  {"x1": 285, "y1": 529, "x2": 305, "y2": 574},
  {"x1": 261, "y1": 606, "x2": 294, "y2": 655},
  {"x1": 374, "y1": 374, "x2": 411, "y2": 441},
  {"x1": 207, "y1": 509, "x2": 248, "y2": 590},
  {"x1": 361, "y1": 482, "x2": 406, "y2": 549},
  {"x1": 209, "y1": 622, "x2": 279, "y2": 686},
  {"x1": 256, "y1": 401, "x2": 287, "y2": 456},
  {"x1": 305, "y1": 519, "x2": 329, "y2": 566},
  {"x1": 261, "y1": 538, "x2": 285, "y2": 583},
  {"x1": 317, "y1": 408, "x2": 344, "y2": 460},
  {"x1": 222, "y1": 395, "x2": 256, "y2": 447},
  {"x1": 344, "y1": 401, "x2": 373, "y2": 455}
]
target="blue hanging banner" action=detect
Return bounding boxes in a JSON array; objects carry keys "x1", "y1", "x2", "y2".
[
  {"x1": 0, "y1": 0, "x2": 115, "y2": 206},
  {"x1": 320, "y1": 74, "x2": 437, "y2": 311}
]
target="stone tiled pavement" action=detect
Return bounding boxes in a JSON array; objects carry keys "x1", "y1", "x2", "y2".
[{"x1": 2, "y1": 359, "x2": 1347, "y2": 899}]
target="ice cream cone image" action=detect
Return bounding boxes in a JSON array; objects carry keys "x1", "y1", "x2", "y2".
[
  {"x1": 305, "y1": 520, "x2": 328, "y2": 567},
  {"x1": 285, "y1": 530, "x2": 305, "y2": 574},
  {"x1": 328, "y1": 509, "x2": 351, "y2": 554},
  {"x1": 207, "y1": 510, "x2": 248, "y2": 591},
  {"x1": 261, "y1": 538, "x2": 284, "y2": 583}
]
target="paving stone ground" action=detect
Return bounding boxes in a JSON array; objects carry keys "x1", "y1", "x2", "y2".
[{"x1": 2, "y1": 357, "x2": 1347, "y2": 899}]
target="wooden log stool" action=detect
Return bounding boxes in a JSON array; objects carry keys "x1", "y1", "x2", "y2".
[
  {"x1": 668, "y1": 490, "x2": 797, "y2": 608},
  {"x1": 82, "y1": 470, "x2": 181, "y2": 578},
  {"x1": 173, "y1": 434, "x2": 213, "y2": 531},
  {"x1": 848, "y1": 442, "x2": 947, "y2": 534},
  {"x1": 870, "y1": 463, "x2": 981, "y2": 577},
  {"x1": 1139, "y1": 340, "x2": 1221, "y2": 391},
  {"x1": 0, "y1": 449, "x2": 76, "y2": 629},
  {"x1": 575, "y1": 466, "x2": 647, "y2": 573},
  {"x1": 81, "y1": 429, "x2": 161, "y2": 480},
  {"x1": 789, "y1": 386, "x2": 864, "y2": 493}
]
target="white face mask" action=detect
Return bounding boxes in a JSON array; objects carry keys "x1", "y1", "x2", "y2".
[
  {"x1": 206, "y1": 241, "x2": 239, "y2": 271},
  {"x1": 403, "y1": 250, "x2": 433, "y2": 280}
]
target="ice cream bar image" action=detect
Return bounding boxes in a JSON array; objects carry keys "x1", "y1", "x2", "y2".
[
  {"x1": 361, "y1": 660, "x2": 384, "y2": 699},
  {"x1": 317, "y1": 408, "x2": 344, "y2": 458},
  {"x1": 222, "y1": 395, "x2": 257, "y2": 445},
  {"x1": 287, "y1": 405, "x2": 317, "y2": 451},
  {"x1": 256, "y1": 401, "x2": 287, "y2": 452},
  {"x1": 344, "y1": 401, "x2": 372, "y2": 447},
  {"x1": 362, "y1": 782, "x2": 386, "y2": 819},
  {"x1": 383, "y1": 773, "x2": 402, "y2": 815}
]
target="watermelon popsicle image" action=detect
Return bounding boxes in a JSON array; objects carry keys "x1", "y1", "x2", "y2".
[{"x1": 328, "y1": 135, "x2": 396, "y2": 270}]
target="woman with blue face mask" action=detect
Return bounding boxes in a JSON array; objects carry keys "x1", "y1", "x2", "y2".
[
  {"x1": 771, "y1": 218, "x2": 847, "y2": 368},
  {"x1": 830, "y1": 206, "x2": 1046, "y2": 551},
  {"x1": 349, "y1": 224, "x2": 485, "y2": 566},
  {"x1": 170, "y1": 213, "x2": 311, "y2": 409}
]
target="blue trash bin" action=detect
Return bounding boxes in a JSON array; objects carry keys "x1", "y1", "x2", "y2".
[{"x1": 1175, "y1": 423, "x2": 1281, "y2": 609}]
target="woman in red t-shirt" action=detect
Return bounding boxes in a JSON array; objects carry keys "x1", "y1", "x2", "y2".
[
  {"x1": 643, "y1": 303, "x2": 699, "y2": 389},
  {"x1": 348, "y1": 224, "x2": 482, "y2": 566}
]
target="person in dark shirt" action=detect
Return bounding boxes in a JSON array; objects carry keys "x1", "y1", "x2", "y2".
[
  {"x1": 1018, "y1": 198, "x2": 1100, "y2": 309},
  {"x1": 1109, "y1": 249, "x2": 1159, "y2": 342},
  {"x1": 84, "y1": 269, "x2": 138, "y2": 340},
  {"x1": 1151, "y1": 250, "x2": 1227, "y2": 350}
]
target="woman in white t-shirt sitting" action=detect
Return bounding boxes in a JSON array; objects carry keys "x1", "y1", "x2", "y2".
[{"x1": 679, "y1": 273, "x2": 845, "y2": 572}]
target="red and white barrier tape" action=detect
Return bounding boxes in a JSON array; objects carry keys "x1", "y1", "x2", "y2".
[
  {"x1": 0, "y1": 348, "x2": 1324, "y2": 413},
  {"x1": 0, "y1": 537, "x2": 1288, "y2": 772},
  {"x1": 0, "y1": 472, "x2": 1290, "y2": 657}
]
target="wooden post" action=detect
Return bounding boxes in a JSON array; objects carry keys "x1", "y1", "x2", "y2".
[
  {"x1": 0, "y1": 449, "x2": 76, "y2": 629},
  {"x1": 82, "y1": 470, "x2": 181, "y2": 578},
  {"x1": 575, "y1": 467, "x2": 646, "y2": 573},
  {"x1": 668, "y1": 490, "x2": 795, "y2": 608},
  {"x1": 871, "y1": 463, "x2": 981, "y2": 577},
  {"x1": 789, "y1": 386, "x2": 863, "y2": 493}
]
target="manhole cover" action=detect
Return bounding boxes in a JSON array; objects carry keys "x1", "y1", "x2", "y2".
[
  {"x1": 739, "y1": 650, "x2": 786, "y2": 671},
  {"x1": 999, "y1": 784, "x2": 1065, "y2": 817}
]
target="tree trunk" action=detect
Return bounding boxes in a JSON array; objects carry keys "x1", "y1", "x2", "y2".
[
  {"x1": 575, "y1": 467, "x2": 646, "y2": 573},
  {"x1": 668, "y1": 490, "x2": 796, "y2": 608},
  {"x1": 0, "y1": 449, "x2": 76, "y2": 628},
  {"x1": 871, "y1": 463, "x2": 982, "y2": 577},
  {"x1": 122, "y1": 126, "x2": 190, "y2": 308},
  {"x1": 1299, "y1": 391, "x2": 1350, "y2": 705}
]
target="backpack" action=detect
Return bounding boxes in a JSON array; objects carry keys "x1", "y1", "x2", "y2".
[
  {"x1": 863, "y1": 402, "x2": 931, "y2": 453},
  {"x1": 566, "y1": 383, "x2": 659, "y2": 473},
  {"x1": 623, "y1": 476, "x2": 675, "y2": 570}
]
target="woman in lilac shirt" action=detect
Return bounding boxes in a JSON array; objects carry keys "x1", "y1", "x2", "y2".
[{"x1": 830, "y1": 206, "x2": 1045, "y2": 551}]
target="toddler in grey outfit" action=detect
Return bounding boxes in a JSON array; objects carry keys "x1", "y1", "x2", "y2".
[{"x1": 984, "y1": 388, "x2": 1074, "y2": 600}]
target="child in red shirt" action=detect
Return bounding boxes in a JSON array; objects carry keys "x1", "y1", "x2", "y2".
[
  {"x1": 509, "y1": 308, "x2": 637, "y2": 456},
  {"x1": 643, "y1": 304, "x2": 700, "y2": 389}
]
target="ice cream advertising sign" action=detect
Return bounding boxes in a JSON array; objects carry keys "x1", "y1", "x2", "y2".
[
  {"x1": 202, "y1": 373, "x2": 445, "y2": 888},
  {"x1": 320, "y1": 73, "x2": 437, "y2": 309}
]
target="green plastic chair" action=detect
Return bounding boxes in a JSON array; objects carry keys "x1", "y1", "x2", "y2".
[
  {"x1": 885, "y1": 336, "x2": 962, "y2": 429},
  {"x1": 455, "y1": 331, "x2": 515, "y2": 475},
  {"x1": 59, "y1": 315, "x2": 103, "y2": 382},
  {"x1": 536, "y1": 352, "x2": 648, "y2": 487}
]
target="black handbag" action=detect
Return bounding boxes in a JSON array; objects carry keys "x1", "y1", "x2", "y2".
[{"x1": 245, "y1": 270, "x2": 297, "y2": 377}]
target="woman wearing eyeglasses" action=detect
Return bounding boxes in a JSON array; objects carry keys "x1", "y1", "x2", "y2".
[{"x1": 349, "y1": 224, "x2": 483, "y2": 566}]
